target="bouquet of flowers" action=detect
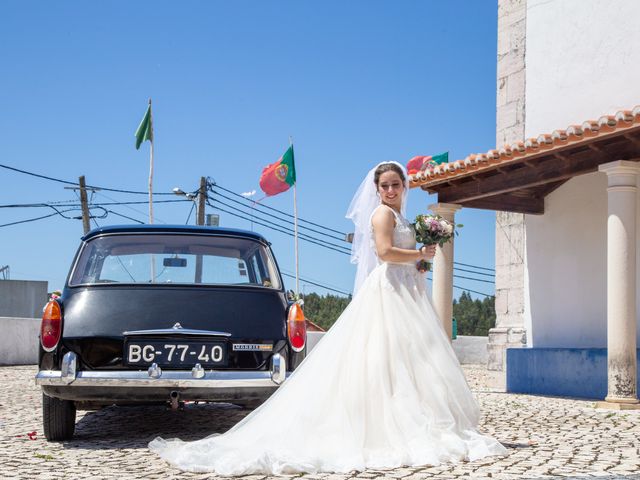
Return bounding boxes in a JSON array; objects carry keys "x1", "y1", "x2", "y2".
[{"x1": 413, "y1": 214, "x2": 462, "y2": 272}]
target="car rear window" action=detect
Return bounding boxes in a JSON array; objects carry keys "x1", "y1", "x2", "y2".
[{"x1": 69, "y1": 234, "x2": 281, "y2": 289}]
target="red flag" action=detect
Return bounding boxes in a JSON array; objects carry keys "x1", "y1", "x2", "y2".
[
  {"x1": 259, "y1": 146, "x2": 296, "y2": 196},
  {"x1": 406, "y1": 156, "x2": 427, "y2": 175},
  {"x1": 406, "y1": 152, "x2": 449, "y2": 174}
]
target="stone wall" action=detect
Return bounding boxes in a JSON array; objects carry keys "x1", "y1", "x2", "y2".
[{"x1": 488, "y1": 0, "x2": 528, "y2": 390}]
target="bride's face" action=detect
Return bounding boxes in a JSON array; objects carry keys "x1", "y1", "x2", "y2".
[{"x1": 376, "y1": 171, "x2": 404, "y2": 209}]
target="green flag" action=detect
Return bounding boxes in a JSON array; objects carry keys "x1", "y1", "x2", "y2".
[{"x1": 135, "y1": 104, "x2": 153, "y2": 149}]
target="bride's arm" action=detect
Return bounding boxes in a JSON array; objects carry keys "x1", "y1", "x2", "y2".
[{"x1": 371, "y1": 207, "x2": 435, "y2": 263}]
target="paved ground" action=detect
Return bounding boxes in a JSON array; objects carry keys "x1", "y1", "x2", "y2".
[{"x1": 1, "y1": 365, "x2": 639, "y2": 480}]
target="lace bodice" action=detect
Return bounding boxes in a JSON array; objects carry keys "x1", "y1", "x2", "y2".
[{"x1": 370, "y1": 205, "x2": 416, "y2": 260}]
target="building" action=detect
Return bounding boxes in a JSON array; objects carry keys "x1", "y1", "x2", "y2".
[{"x1": 411, "y1": 0, "x2": 640, "y2": 406}]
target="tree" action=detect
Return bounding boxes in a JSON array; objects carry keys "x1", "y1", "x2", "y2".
[
  {"x1": 302, "y1": 293, "x2": 352, "y2": 331},
  {"x1": 452, "y1": 292, "x2": 496, "y2": 336}
]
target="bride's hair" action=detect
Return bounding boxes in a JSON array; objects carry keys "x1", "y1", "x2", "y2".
[{"x1": 373, "y1": 162, "x2": 406, "y2": 186}]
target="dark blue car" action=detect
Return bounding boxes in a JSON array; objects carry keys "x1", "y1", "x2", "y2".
[{"x1": 36, "y1": 225, "x2": 307, "y2": 441}]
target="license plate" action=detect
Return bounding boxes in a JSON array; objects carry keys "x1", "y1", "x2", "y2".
[{"x1": 124, "y1": 340, "x2": 227, "y2": 367}]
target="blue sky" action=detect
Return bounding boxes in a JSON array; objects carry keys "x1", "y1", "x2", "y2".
[{"x1": 0, "y1": 1, "x2": 498, "y2": 299}]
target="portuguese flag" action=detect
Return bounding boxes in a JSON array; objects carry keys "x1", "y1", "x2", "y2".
[
  {"x1": 259, "y1": 145, "x2": 296, "y2": 196},
  {"x1": 406, "y1": 151, "x2": 448, "y2": 174}
]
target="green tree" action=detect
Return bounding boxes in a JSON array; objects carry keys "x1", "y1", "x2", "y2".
[
  {"x1": 302, "y1": 292, "x2": 352, "y2": 331},
  {"x1": 452, "y1": 292, "x2": 496, "y2": 336}
]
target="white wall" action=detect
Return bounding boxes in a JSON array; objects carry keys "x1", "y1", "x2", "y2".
[
  {"x1": 524, "y1": 173, "x2": 606, "y2": 347},
  {"x1": 0, "y1": 317, "x2": 40, "y2": 365},
  {"x1": 522, "y1": 0, "x2": 640, "y2": 348},
  {"x1": 524, "y1": 171, "x2": 640, "y2": 347},
  {"x1": 525, "y1": 0, "x2": 640, "y2": 138}
]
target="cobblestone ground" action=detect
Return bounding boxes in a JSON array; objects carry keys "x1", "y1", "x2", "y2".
[{"x1": 1, "y1": 365, "x2": 639, "y2": 480}]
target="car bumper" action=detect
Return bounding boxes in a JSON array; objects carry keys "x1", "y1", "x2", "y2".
[{"x1": 36, "y1": 351, "x2": 289, "y2": 403}]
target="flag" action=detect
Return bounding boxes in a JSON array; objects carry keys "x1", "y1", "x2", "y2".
[
  {"x1": 259, "y1": 145, "x2": 296, "y2": 196},
  {"x1": 135, "y1": 104, "x2": 153, "y2": 149},
  {"x1": 406, "y1": 152, "x2": 448, "y2": 174}
]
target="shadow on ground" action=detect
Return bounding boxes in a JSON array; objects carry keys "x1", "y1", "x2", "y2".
[{"x1": 63, "y1": 403, "x2": 251, "y2": 450}]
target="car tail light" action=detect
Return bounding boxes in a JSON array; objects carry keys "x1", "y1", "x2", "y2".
[
  {"x1": 41, "y1": 300, "x2": 62, "y2": 352},
  {"x1": 287, "y1": 303, "x2": 306, "y2": 352}
]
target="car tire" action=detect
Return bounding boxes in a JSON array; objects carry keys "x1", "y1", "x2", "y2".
[{"x1": 42, "y1": 393, "x2": 76, "y2": 441}]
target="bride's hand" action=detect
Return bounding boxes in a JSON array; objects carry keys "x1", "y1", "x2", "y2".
[{"x1": 419, "y1": 244, "x2": 437, "y2": 260}]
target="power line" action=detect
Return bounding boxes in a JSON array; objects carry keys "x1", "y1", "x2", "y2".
[
  {"x1": 454, "y1": 266, "x2": 495, "y2": 278},
  {"x1": 281, "y1": 272, "x2": 350, "y2": 296},
  {"x1": 212, "y1": 181, "x2": 347, "y2": 236},
  {"x1": 185, "y1": 201, "x2": 196, "y2": 224},
  {"x1": 0, "y1": 211, "x2": 63, "y2": 228},
  {"x1": 211, "y1": 188, "x2": 348, "y2": 243},
  {"x1": 104, "y1": 209, "x2": 145, "y2": 224},
  {"x1": 0, "y1": 162, "x2": 174, "y2": 195},
  {"x1": 1, "y1": 162, "x2": 497, "y2": 274},
  {"x1": 454, "y1": 261, "x2": 495, "y2": 273},
  {"x1": 452, "y1": 274, "x2": 494, "y2": 285},
  {"x1": 452, "y1": 284, "x2": 494, "y2": 298},
  {"x1": 209, "y1": 198, "x2": 497, "y2": 285},
  {"x1": 210, "y1": 197, "x2": 352, "y2": 253},
  {"x1": 209, "y1": 202, "x2": 352, "y2": 256},
  {"x1": 281, "y1": 269, "x2": 350, "y2": 294},
  {"x1": 93, "y1": 191, "x2": 170, "y2": 224}
]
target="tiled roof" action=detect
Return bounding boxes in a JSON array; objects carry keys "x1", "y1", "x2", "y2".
[{"x1": 409, "y1": 106, "x2": 640, "y2": 188}]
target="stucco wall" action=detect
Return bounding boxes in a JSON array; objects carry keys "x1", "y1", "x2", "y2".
[
  {"x1": 524, "y1": 173, "x2": 607, "y2": 347},
  {"x1": 525, "y1": 171, "x2": 640, "y2": 348},
  {"x1": 525, "y1": 0, "x2": 640, "y2": 137},
  {"x1": 523, "y1": 0, "x2": 640, "y2": 348}
]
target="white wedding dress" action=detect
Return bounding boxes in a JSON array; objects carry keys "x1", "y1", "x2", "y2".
[{"x1": 149, "y1": 206, "x2": 507, "y2": 475}]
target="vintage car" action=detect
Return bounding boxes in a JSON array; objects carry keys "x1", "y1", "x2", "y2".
[{"x1": 36, "y1": 225, "x2": 307, "y2": 441}]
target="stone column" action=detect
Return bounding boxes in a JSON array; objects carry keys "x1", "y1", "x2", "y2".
[
  {"x1": 488, "y1": 0, "x2": 528, "y2": 391},
  {"x1": 597, "y1": 160, "x2": 640, "y2": 409},
  {"x1": 428, "y1": 203, "x2": 462, "y2": 340}
]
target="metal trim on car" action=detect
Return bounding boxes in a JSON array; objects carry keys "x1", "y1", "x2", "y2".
[
  {"x1": 36, "y1": 353, "x2": 288, "y2": 388},
  {"x1": 35, "y1": 369, "x2": 291, "y2": 388},
  {"x1": 123, "y1": 328, "x2": 232, "y2": 337}
]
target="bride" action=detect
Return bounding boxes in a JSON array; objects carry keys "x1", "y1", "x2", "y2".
[{"x1": 149, "y1": 161, "x2": 508, "y2": 475}]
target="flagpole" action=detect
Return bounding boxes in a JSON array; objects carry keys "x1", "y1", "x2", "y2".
[
  {"x1": 290, "y1": 136, "x2": 299, "y2": 299},
  {"x1": 148, "y1": 98, "x2": 154, "y2": 225},
  {"x1": 148, "y1": 99, "x2": 156, "y2": 283}
]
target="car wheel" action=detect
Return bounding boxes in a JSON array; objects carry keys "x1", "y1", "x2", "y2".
[{"x1": 42, "y1": 393, "x2": 76, "y2": 441}]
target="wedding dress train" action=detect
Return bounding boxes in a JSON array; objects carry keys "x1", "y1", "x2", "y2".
[{"x1": 149, "y1": 208, "x2": 507, "y2": 475}]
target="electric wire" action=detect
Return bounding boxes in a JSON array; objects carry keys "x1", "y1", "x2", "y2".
[
  {"x1": 280, "y1": 272, "x2": 350, "y2": 296},
  {"x1": 211, "y1": 188, "x2": 347, "y2": 242},
  {"x1": 453, "y1": 266, "x2": 495, "y2": 278},
  {"x1": 454, "y1": 261, "x2": 495, "y2": 273},
  {"x1": 208, "y1": 202, "x2": 352, "y2": 256},
  {"x1": 104, "y1": 210, "x2": 145, "y2": 224},
  {"x1": 281, "y1": 269, "x2": 351, "y2": 295},
  {"x1": 185, "y1": 201, "x2": 196, "y2": 225},
  {"x1": 210, "y1": 197, "x2": 352, "y2": 253},
  {"x1": 1, "y1": 162, "x2": 497, "y2": 275},
  {"x1": 0, "y1": 162, "x2": 173, "y2": 195},
  {"x1": 211, "y1": 181, "x2": 347, "y2": 236},
  {"x1": 93, "y1": 191, "x2": 170, "y2": 224}
]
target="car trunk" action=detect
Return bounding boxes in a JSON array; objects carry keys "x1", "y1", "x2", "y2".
[{"x1": 61, "y1": 285, "x2": 289, "y2": 370}]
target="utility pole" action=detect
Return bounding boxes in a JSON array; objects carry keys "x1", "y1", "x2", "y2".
[
  {"x1": 197, "y1": 176, "x2": 206, "y2": 226},
  {"x1": 194, "y1": 176, "x2": 207, "y2": 283},
  {"x1": 79, "y1": 176, "x2": 91, "y2": 234}
]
